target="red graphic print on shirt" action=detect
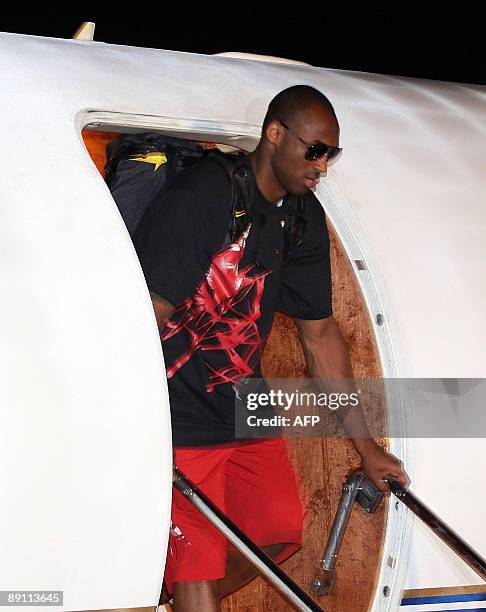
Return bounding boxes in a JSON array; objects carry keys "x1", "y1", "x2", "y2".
[{"x1": 161, "y1": 226, "x2": 270, "y2": 391}]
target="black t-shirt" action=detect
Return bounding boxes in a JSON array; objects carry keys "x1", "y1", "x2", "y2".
[{"x1": 134, "y1": 154, "x2": 333, "y2": 446}]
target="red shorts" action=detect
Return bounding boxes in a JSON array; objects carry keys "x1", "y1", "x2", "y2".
[{"x1": 164, "y1": 437, "x2": 303, "y2": 594}]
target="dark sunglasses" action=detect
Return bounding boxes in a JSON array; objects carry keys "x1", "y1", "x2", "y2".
[{"x1": 279, "y1": 120, "x2": 342, "y2": 164}]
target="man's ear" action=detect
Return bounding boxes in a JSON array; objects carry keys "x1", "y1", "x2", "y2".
[{"x1": 265, "y1": 119, "x2": 283, "y2": 147}]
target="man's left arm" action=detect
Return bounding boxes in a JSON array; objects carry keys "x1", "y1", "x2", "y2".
[{"x1": 295, "y1": 315, "x2": 410, "y2": 494}]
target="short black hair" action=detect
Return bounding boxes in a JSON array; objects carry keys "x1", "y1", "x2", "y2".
[{"x1": 261, "y1": 85, "x2": 336, "y2": 135}]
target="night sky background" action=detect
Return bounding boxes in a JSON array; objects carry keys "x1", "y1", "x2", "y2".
[{"x1": 2, "y1": 8, "x2": 485, "y2": 86}]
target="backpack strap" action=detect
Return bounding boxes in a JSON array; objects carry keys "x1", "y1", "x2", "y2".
[
  {"x1": 203, "y1": 149, "x2": 256, "y2": 244},
  {"x1": 282, "y1": 194, "x2": 307, "y2": 258},
  {"x1": 203, "y1": 149, "x2": 307, "y2": 261}
]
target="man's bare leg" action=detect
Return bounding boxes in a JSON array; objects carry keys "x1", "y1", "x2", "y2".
[
  {"x1": 173, "y1": 579, "x2": 220, "y2": 612},
  {"x1": 220, "y1": 543, "x2": 287, "y2": 598},
  {"x1": 172, "y1": 543, "x2": 287, "y2": 610}
]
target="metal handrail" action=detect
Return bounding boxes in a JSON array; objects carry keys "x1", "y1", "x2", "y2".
[
  {"x1": 310, "y1": 469, "x2": 486, "y2": 597},
  {"x1": 172, "y1": 466, "x2": 486, "y2": 607},
  {"x1": 173, "y1": 467, "x2": 324, "y2": 612},
  {"x1": 385, "y1": 477, "x2": 486, "y2": 581}
]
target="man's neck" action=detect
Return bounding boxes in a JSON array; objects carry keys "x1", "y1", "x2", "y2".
[{"x1": 247, "y1": 149, "x2": 287, "y2": 205}]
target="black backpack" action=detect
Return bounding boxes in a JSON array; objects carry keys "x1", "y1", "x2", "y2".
[{"x1": 104, "y1": 132, "x2": 306, "y2": 258}]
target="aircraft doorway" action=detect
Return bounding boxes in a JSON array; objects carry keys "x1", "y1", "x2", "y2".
[{"x1": 81, "y1": 126, "x2": 388, "y2": 612}]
